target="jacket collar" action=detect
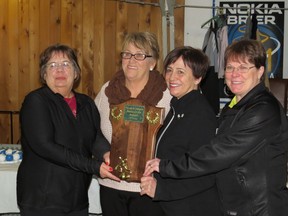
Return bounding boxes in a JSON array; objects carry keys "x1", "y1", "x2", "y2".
[
  {"x1": 42, "y1": 85, "x2": 87, "y2": 111},
  {"x1": 171, "y1": 90, "x2": 201, "y2": 111},
  {"x1": 233, "y1": 82, "x2": 266, "y2": 109}
]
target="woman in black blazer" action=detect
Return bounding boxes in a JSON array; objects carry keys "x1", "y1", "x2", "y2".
[
  {"x1": 141, "y1": 46, "x2": 222, "y2": 216},
  {"x1": 17, "y1": 44, "x2": 119, "y2": 216}
]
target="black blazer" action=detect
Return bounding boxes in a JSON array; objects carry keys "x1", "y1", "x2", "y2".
[
  {"x1": 17, "y1": 86, "x2": 110, "y2": 213},
  {"x1": 160, "y1": 83, "x2": 288, "y2": 216},
  {"x1": 154, "y1": 90, "x2": 222, "y2": 216}
]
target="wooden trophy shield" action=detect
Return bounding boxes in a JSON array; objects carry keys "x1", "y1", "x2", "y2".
[{"x1": 109, "y1": 98, "x2": 164, "y2": 182}]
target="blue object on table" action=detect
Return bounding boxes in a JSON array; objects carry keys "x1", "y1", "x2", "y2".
[{"x1": 6, "y1": 154, "x2": 13, "y2": 161}]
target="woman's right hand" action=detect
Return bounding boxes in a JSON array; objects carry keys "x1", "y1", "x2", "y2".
[
  {"x1": 103, "y1": 151, "x2": 110, "y2": 166},
  {"x1": 143, "y1": 158, "x2": 161, "y2": 176},
  {"x1": 100, "y1": 162, "x2": 121, "y2": 182}
]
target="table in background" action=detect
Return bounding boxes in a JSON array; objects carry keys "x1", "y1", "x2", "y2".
[{"x1": 0, "y1": 144, "x2": 102, "y2": 214}]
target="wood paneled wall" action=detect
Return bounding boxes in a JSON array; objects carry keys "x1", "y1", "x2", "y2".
[{"x1": 0, "y1": 0, "x2": 184, "y2": 143}]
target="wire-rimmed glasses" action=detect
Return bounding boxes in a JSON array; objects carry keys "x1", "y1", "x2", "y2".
[
  {"x1": 225, "y1": 65, "x2": 256, "y2": 74},
  {"x1": 46, "y1": 61, "x2": 72, "y2": 71}
]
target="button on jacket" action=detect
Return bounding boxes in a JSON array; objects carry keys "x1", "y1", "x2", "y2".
[
  {"x1": 17, "y1": 86, "x2": 110, "y2": 213},
  {"x1": 160, "y1": 83, "x2": 288, "y2": 216}
]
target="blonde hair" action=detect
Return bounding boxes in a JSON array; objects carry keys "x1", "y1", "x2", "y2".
[{"x1": 122, "y1": 32, "x2": 160, "y2": 61}]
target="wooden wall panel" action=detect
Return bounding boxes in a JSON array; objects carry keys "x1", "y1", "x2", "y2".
[
  {"x1": 138, "y1": 3, "x2": 152, "y2": 31},
  {"x1": 61, "y1": 0, "x2": 73, "y2": 45},
  {"x1": 50, "y1": 0, "x2": 61, "y2": 44},
  {"x1": 115, "y1": 1, "x2": 128, "y2": 70},
  {"x1": 0, "y1": 0, "x2": 184, "y2": 143},
  {"x1": 0, "y1": 0, "x2": 8, "y2": 110},
  {"x1": 72, "y1": 0, "x2": 83, "y2": 91},
  {"x1": 174, "y1": 3, "x2": 184, "y2": 48},
  {"x1": 127, "y1": 3, "x2": 139, "y2": 31},
  {"x1": 0, "y1": 113, "x2": 10, "y2": 143},
  {"x1": 19, "y1": 0, "x2": 30, "y2": 108},
  {"x1": 82, "y1": 0, "x2": 95, "y2": 96},
  {"x1": 8, "y1": 0, "x2": 19, "y2": 111},
  {"x1": 28, "y1": 0, "x2": 40, "y2": 91},
  {"x1": 104, "y1": 1, "x2": 117, "y2": 84},
  {"x1": 150, "y1": 3, "x2": 163, "y2": 70},
  {"x1": 39, "y1": 1, "x2": 50, "y2": 52},
  {"x1": 93, "y1": 0, "x2": 105, "y2": 96}
]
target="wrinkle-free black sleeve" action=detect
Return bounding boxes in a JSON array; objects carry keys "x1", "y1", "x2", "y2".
[
  {"x1": 160, "y1": 100, "x2": 281, "y2": 179},
  {"x1": 21, "y1": 93, "x2": 102, "y2": 176}
]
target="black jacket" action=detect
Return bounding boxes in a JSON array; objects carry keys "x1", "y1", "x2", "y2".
[
  {"x1": 17, "y1": 86, "x2": 110, "y2": 213},
  {"x1": 160, "y1": 83, "x2": 288, "y2": 216},
  {"x1": 154, "y1": 90, "x2": 222, "y2": 216}
]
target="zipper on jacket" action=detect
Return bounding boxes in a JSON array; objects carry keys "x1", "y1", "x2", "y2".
[{"x1": 154, "y1": 106, "x2": 175, "y2": 156}]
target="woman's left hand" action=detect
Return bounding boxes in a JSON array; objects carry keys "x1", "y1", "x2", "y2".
[{"x1": 140, "y1": 176, "x2": 157, "y2": 198}]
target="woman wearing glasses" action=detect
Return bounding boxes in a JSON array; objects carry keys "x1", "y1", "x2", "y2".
[
  {"x1": 17, "y1": 44, "x2": 119, "y2": 216},
  {"x1": 95, "y1": 32, "x2": 171, "y2": 216},
  {"x1": 143, "y1": 39, "x2": 288, "y2": 216}
]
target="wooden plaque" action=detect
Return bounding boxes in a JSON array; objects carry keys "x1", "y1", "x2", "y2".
[{"x1": 109, "y1": 98, "x2": 164, "y2": 182}]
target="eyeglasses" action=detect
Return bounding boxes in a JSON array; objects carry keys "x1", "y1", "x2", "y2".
[
  {"x1": 120, "y1": 52, "x2": 152, "y2": 61},
  {"x1": 225, "y1": 65, "x2": 256, "y2": 74},
  {"x1": 46, "y1": 61, "x2": 72, "y2": 71}
]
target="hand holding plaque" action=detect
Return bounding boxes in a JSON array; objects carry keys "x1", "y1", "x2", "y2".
[{"x1": 109, "y1": 99, "x2": 164, "y2": 182}]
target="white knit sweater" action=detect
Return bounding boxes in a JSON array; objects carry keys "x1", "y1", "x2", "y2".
[{"x1": 94, "y1": 81, "x2": 172, "y2": 192}]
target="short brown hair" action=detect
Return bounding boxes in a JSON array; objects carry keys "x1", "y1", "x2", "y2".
[
  {"x1": 39, "y1": 44, "x2": 81, "y2": 84},
  {"x1": 224, "y1": 39, "x2": 266, "y2": 80},
  {"x1": 163, "y1": 46, "x2": 209, "y2": 79}
]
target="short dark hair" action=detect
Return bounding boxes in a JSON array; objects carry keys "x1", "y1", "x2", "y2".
[
  {"x1": 224, "y1": 39, "x2": 266, "y2": 80},
  {"x1": 163, "y1": 46, "x2": 209, "y2": 79},
  {"x1": 39, "y1": 44, "x2": 81, "y2": 84}
]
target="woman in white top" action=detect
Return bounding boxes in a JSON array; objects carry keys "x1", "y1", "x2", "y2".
[{"x1": 95, "y1": 32, "x2": 171, "y2": 216}]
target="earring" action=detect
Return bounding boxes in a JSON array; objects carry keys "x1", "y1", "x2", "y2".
[{"x1": 150, "y1": 68, "x2": 153, "y2": 71}]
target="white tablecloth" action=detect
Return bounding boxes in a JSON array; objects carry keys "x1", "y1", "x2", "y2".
[{"x1": 0, "y1": 145, "x2": 102, "y2": 214}]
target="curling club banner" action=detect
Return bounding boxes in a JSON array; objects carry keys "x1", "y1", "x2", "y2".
[{"x1": 219, "y1": 1, "x2": 285, "y2": 78}]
